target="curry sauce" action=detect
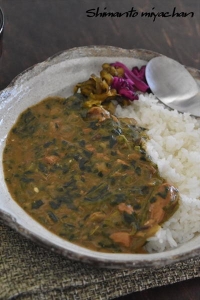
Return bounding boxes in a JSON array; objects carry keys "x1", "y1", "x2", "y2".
[{"x1": 3, "y1": 94, "x2": 179, "y2": 253}]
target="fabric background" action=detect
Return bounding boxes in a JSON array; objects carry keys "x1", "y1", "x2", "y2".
[{"x1": 0, "y1": 219, "x2": 199, "y2": 300}]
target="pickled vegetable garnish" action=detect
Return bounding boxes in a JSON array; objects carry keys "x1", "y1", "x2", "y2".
[{"x1": 74, "y1": 62, "x2": 149, "y2": 108}]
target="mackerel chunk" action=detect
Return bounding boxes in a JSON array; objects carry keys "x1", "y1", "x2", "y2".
[{"x1": 3, "y1": 93, "x2": 179, "y2": 253}]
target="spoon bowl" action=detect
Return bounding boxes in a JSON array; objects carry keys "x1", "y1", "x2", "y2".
[{"x1": 146, "y1": 56, "x2": 200, "y2": 116}]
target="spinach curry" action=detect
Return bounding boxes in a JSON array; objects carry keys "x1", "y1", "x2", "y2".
[{"x1": 3, "y1": 94, "x2": 179, "y2": 253}]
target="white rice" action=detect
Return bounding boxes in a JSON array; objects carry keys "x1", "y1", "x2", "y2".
[{"x1": 115, "y1": 94, "x2": 200, "y2": 252}]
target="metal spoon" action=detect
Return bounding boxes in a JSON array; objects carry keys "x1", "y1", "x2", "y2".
[{"x1": 145, "y1": 56, "x2": 200, "y2": 117}]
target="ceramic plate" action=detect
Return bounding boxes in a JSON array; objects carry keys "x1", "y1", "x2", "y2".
[{"x1": 0, "y1": 46, "x2": 199, "y2": 269}]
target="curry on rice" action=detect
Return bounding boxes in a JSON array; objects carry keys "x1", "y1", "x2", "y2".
[{"x1": 3, "y1": 93, "x2": 179, "y2": 253}]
